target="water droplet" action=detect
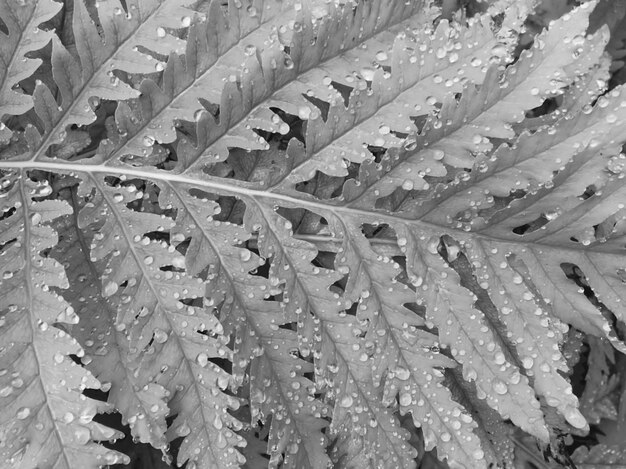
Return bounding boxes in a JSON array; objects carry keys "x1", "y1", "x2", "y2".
[
  {"x1": 36, "y1": 185, "x2": 53, "y2": 197},
  {"x1": 375, "y1": 50, "x2": 388, "y2": 61},
  {"x1": 156, "y1": 27, "x2": 166, "y2": 38},
  {"x1": 153, "y1": 328, "x2": 168, "y2": 343},
  {"x1": 473, "y1": 449, "x2": 485, "y2": 460},
  {"x1": 103, "y1": 281, "x2": 119, "y2": 297},
  {"x1": 608, "y1": 155, "x2": 625, "y2": 174},
  {"x1": 394, "y1": 367, "x2": 410, "y2": 380},
  {"x1": 399, "y1": 392, "x2": 412, "y2": 406},
  {"x1": 30, "y1": 212, "x2": 42, "y2": 225},
  {"x1": 177, "y1": 422, "x2": 191, "y2": 436},
  {"x1": 16, "y1": 407, "x2": 30, "y2": 420},
  {"x1": 360, "y1": 67, "x2": 375, "y2": 81},
  {"x1": 216, "y1": 432, "x2": 228, "y2": 448},
  {"x1": 492, "y1": 380, "x2": 508, "y2": 395},
  {"x1": 197, "y1": 353, "x2": 209, "y2": 367},
  {"x1": 491, "y1": 44, "x2": 507, "y2": 56},
  {"x1": 339, "y1": 395, "x2": 353, "y2": 408},
  {"x1": 213, "y1": 414, "x2": 223, "y2": 429},
  {"x1": 74, "y1": 426, "x2": 91, "y2": 445}
]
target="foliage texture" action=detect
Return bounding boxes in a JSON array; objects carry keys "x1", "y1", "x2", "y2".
[{"x1": 1, "y1": 0, "x2": 626, "y2": 468}]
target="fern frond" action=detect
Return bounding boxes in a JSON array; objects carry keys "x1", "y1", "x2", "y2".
[
  {"x1": 98, "y1": 0, "x2": 300, "y2": 163},
  {"x1": 52, "y1": 203, "x2": 170, "y2": 449},
  {"x1": 400, "y1": 228, "x2": 549, "y2": 440},
  {"x1": 341, "y1": 223, "x2": 486, "y2": 467},
  {"x1": 172, "y1": 0, "x2": 441, "y2": 171},
  {"x1": 263, "y1": 14, "x2": 507, "y2": 195},
  {"x1": 0, "y1": 0, "x2": 61, "y2": 143},
  {"x1": 254, "y1": 209, "x2": 418, "y2": 468},
  {"x1": 0, "y1": 174, "x2": 126, "y2": 468},
  {"x1": 517, "y1": 52, "x2": 611, "y2": 132},
  {"x1": 1, "y1": 1, "x2": 626, "y2": 468},
  {"x1": 157, "y1": 182, "x2": 332, "y2": 468},
  {"x1": 22, "y1": 0, "x2": 195, "y2": 161},
  {"x1": 342, "y1": 2, "x2": 605, "y2": 210},
  {"x1": 75, "y1": 174, "x2": 246, "y2": 468},
  {"x1": 572, "y1": 443, "x2": 626, "y2": 468},
  {"x1": 579, "y1": 336, "x2": 618, "y2": 424}
]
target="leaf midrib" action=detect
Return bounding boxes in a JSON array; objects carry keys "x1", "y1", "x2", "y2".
[
  {"x1": 87, "y1": 174, "x2": 231, "y2": 468},
  {"x1": 2, "y1": 159, "x2": 620, "y2": 254},
  {"x1": 165, "y1": 180, "x2": 326, "y2": 468}
]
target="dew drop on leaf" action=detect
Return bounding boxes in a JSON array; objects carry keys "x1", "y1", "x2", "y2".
[
  {"x1": 177, "y1": 422, "x2": 191, "y2": 436},
  {"x1": 213, "y1": 414, "x2": 223, "y2": 430},
  {"x1": 216, "y1": 432, "x2": 228, "y2": 448},
  {"x1": 399, "y1": 392, "x2": 412, "y2": 406},
  {"x1": 492, "y1": 380, "x2": 508, "y2": 395},
  {"x1": 103, "y1": 281, "x2": 119, "y2": 297},
  {"x1": 197, "y1": 353, "x2": 209, "y2": 367},
  {"x1": 394, "y1": 366, "x2": 410, "y2": 380},
  {"x1": 375, "y1": 50, "x2": 388, "y2": 61},
  {"x1": 360, "y1": 67, "x2": 375, "y2": 81},
  {"x1": 608, "y1": 155, "x2": 625, "y2": 174},
  {"x1": 74, "y1": 426, "x2": 91, "y2": 445},
  {"x1": 30, "y1": 212, "x2": 41, "y2": 225},
  {"x1": 153, "y1": 328, "x2": 168, "y2": 343},
  {"x1": 339, "y1": 395, "x2": 353, "y2": 408},
  {"x1": 16, "y1": 407, "x2": 30, "y2": 420}
]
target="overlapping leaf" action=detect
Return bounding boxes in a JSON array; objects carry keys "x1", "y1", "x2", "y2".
[{"x1": 0, "y1": 175, "x2": 126, "y2": 468}]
